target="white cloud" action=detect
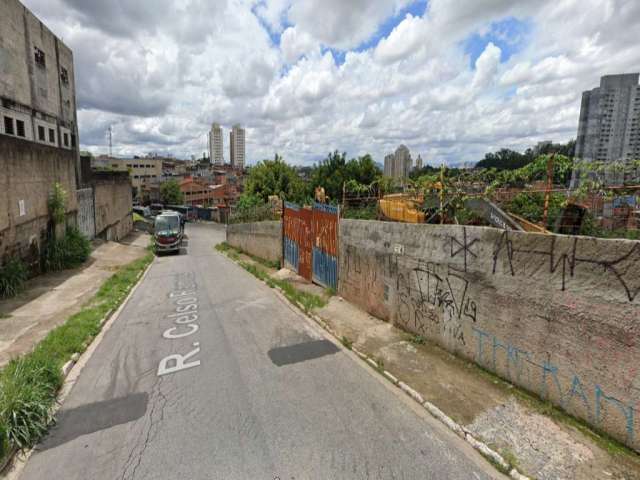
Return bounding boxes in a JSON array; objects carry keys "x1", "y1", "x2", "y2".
[{"x1": 18, "y1": 0, "x2": 640, "y2": 165}]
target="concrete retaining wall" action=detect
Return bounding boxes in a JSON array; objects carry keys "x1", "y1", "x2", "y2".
[
  {"x1": 0, "y1": 134, "x2": 77, "y2": 268},
  {"x1": 94, "y1": 179, "x2": 132, "y2": 241},
  {"x1": 339, "y1": 219, "x2": 640, "y2": 451},
  {"x1": 227, "y1": 221, "x2": 281, "y2": 264}
]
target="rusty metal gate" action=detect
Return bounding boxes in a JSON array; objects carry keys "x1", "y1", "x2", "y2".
[
  {"x1": 283, "y1": 202, "x2": 313, "y2": 281},
  {"x1": 311, "y1": 202, "x2": 338, "y2": 290},
  {"x1": 283, "y1": 202, "x2": 338, "y2": 289},
  {"x1": 76, "y1": 188, "x2": 96, "y2": 240}
]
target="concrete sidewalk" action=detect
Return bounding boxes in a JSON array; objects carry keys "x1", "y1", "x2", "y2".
[
  {"x1": 314, "y1": 296, "x2": 640, "y2": 480},
  {"x1": 0, "y1": 232, "x2": 150, "y2": 367}
]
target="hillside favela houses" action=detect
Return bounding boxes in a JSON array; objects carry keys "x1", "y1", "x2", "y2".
[{"x1": 0, "y1": 0, "x2": 133, "y2": 272}]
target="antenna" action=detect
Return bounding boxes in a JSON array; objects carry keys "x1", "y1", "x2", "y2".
[{"x1": 107, "y1": 126, "x2": 113, "y2": 157}]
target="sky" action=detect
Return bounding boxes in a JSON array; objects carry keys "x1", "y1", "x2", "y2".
[{"x1": 22, "y1": 0, "x2": 640, "y2": 166}]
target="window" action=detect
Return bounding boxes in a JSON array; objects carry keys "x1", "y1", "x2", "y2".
[
  {"x1": 48, "y1": 128, "x2": 55, "y2": 143},
  {"x1": 16, "y1": 120, "x2": 25, "y2": 138},
  {"x1": 4, "y1": 116, "x2": 14, "y2": 135},
  {"x1": 60, "y1": 67, "x2": 69, "y2": 85},
  {"x1": 63, "y1": 133, "x2": 69, "y2": 147},
  {"x1": 34, "y1": 47, "x2": 46, "y2": 68},
  {"x1": 38, "y1": 125, "x2": 45, "y2": 141},
  {"x1": 71, "y1": 134, "x2": 76, "y2": 148}
]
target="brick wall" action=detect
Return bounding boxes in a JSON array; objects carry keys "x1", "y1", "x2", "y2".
[{"x1": 339, "y1": 219, "x2": 640, "y2": 452}]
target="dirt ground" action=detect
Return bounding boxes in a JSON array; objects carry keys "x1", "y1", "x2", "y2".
[{"x1": 0, "y1": 233, "x2": 150, "y2": 368}]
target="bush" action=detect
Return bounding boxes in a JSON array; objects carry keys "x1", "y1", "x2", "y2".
[
  {"x1": 0, "y1": 257, "x2": 28, "y2": 299},
  {"x1": 42, "y1": 228, "x2": 91, "y2": 272},
  {"x1": 0, "y1": 355, "x2": 62, "y2": 450}
]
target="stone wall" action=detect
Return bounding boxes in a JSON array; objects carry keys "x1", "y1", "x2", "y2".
[
  {"x1": 0, "y1": 134, "x2": 77, "y2": 267},
  {"x1": 227, "y1": 221, "x2": 282, "y2": 264},
  {"x1": 339, "y1": 219, "x2": 640, "y2": 451}
]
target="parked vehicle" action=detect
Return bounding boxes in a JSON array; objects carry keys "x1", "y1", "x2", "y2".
[
  {"x1": 133, "y1": 205, "x2": 152, "y2": 217},
  {"x1": 154, "y1": 213, "x2": 182, "y2": 254},
  {"x1": 150, "y1": 203, "x2": 164, "y2": 216}
]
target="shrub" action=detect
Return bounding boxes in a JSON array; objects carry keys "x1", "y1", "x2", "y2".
[
  {"x1": 0, "y1": 355, "x2": 62, "y2": 450},
  {"x1": 0, "y1": 257, "x2": 28, "y2": 299},
  {"x1": 42, "y1": 228, "x2": 91, "y2": 272}
]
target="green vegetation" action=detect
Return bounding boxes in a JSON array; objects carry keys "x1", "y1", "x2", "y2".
[
  {"x1": 160, "y1": 179, "x2": 184, "y2": 205},
  {"x1": 41, "y1": 228, "x2": 91, "y2": 272},
  {"x1": 0, "y1": 251, "x2": 153, "y2": 460},
  {"x1": 0, "y1": 258, "x2": 28, "y2": 299},
  {"x1": 342, "y1": 204, "x2": 378, "y2": 220},
  {"x1": 244, "y1": 154, "x2": 307, "y2": 204},
  {"x1": 309, "y1": 151, "x2": 380, "y2": 202},
  {"x1": 340, "y1": 336, "x2": 353, "y2": 350},
  {"x1": 407, "y1": 334, "x2": 426, "y2": 345},
  {"x1": 48, "y1": 183, "x2": 67, "y2": 227},
  {"x1": 506, "y1": 192, "x2": 565, "y2": 230}
]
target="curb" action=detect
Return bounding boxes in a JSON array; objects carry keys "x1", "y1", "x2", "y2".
[
  {"x1": 0, "y1": 257, "x2": 154, "y2": 477},
  {"x1": 219, "y1": 250, "x2": 531, "y2": 479}
]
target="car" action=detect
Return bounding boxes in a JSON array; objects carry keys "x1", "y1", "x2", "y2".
[
  {"x1": 154, "y1": 212, "x2": 183, "y2": 254},
  {"x1": 133, "y1": 205, "x2": 151, "y2": 217}
]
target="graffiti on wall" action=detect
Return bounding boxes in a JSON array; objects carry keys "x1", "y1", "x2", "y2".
[
  {"x1": 472, "y1": 327, "x2": 637, "y2": 443},
  {"x1": 492, "y1": 231, "x2": 640, "y2": 302}
]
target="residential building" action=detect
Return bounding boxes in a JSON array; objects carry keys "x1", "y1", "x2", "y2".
[
  {"x1": 230, "y1": 124, "x2": 246, "y2": 169},
  {"x1": 209, "y1": 123, "x2": 224, "y2": 165},
  {"x1": 384, "y1": 145, "x2": 413, "y2": 180},
  {"x1": 179, "y1": 177, "x2": 238, "y2": 207},
  {"x1": 0, "y1": 0, "x2": 81, "y2": 263},
  {"x1": 575, "y1": 73, "x2": 640, "y2": 163}
]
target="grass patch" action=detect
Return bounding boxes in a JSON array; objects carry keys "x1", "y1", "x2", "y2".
[
  {"x1": 0, "y1": 251, "x2": 153, "y2": 462},
  {"x1": 216, "y1": 242, "x2": 279, "y2": 270},
  {"x1": 217, "y1": 243, "x2": 326, "y2": 314},
  {"x1": 340, "y1": 336, "x2": 353, "y2": 350},
  {"x1": 499, "y1": 448, "x2": 520, "y2": 471},
  {"x1": 407, "y1": 334, "x2": 426, "y2": 345}
]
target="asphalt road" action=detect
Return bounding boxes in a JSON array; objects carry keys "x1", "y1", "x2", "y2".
[{"x1": 20, "y1": 223, "x2": 501, "y2": 480}]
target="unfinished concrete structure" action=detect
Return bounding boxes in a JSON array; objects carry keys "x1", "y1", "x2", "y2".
[
  {"x1": 0, "y1": 0, "x2": 81, "y2": 267},
  {"x1": 575, "y1": 74, "x2": 640, "y2": 163}
]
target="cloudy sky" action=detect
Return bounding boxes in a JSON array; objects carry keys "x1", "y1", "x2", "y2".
[{"x1": 22, "y1": 0, "x2": 640, "y2": 166}]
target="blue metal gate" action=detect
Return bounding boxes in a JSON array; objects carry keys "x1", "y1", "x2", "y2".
[{"x1": 311, "y1": 203, "x2": 339, "y2": 290}]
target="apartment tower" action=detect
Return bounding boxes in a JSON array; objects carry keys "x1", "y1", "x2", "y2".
[
  {"x1": 575, "y1": 73, "x2": 640, "y2": 163},
  {"x1": 229, "y1": 124, "x2": 245, "y2": 169},
  {"x1": 209, "y1": 123, "x2": 224, "y2": 165}
]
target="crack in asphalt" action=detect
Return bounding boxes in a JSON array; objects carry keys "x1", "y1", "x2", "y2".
[{"x1": 120, "y1": 377, "x2": 168, "y2": 480}]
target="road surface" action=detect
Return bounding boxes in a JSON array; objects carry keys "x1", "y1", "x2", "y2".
[{"x1": 20, "y1": 223, "x2": 501, "y2": 480}]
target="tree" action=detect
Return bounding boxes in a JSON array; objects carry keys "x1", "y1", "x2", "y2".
[
  {"x1": 244, "y1": 154, "x2": 307, "y2": 203},
  {"x1": 309, "y1": 151, "x2": 382, "y2": 201},
  {"x1": 160, "y1": 179, "x2": 183, "y2": 205}
]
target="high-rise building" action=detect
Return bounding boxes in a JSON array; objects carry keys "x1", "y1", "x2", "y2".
[
  {"x1": 415, "y1": 154, "x2": 423, "y2": 171},
  {"x1": 575, "y1": 74, "x2": 640, "y2": 163},
  {"x1": 230, "y1": 124, "x2": 246, "y2": 169},
  {"x1": 383, "y1": 145, "x2": 412, "y2": 180},
  {"x1": 208, "y1": 123, "x2": 224, "y2": 165}
]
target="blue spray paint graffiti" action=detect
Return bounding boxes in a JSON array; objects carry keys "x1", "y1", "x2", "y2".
[{"x1": 472, "y1": 327, "x2": 636, "y2": 442}]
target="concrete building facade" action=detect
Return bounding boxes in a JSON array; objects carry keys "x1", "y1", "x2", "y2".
[
  {"x1": 383, "y1": 145, "x2": 413, "y2": 180},
  {"x1": 104, "y1": 157, "x2": 163, "y2": 193},
  {"x1": 575, "y1": 73, "x2": 640, "y2": 163},
  {"x1": 209, "y1": 122, "x2": 224, "y2": 166},
  {"x1": 230, "y1": 124, "x2": 245, "y2": 169},
  {"x1": 0, "y1": 0, "x2": 79, "y2": 162}
]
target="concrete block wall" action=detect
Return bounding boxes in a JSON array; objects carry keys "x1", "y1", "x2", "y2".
[
  {"x1": 339, "y1": 219, "x2": 640, "y2": 452},
  {"x1": 227, "y1": 221, "x2": 282, "y2": 264},
  {"x1": 93, "y1": 178, "x2": 133, "y2": 241}
]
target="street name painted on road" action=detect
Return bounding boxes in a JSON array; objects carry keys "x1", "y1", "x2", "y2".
[{"x1": 157, "y1": 274, "x2": 202, "y2": 376}]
